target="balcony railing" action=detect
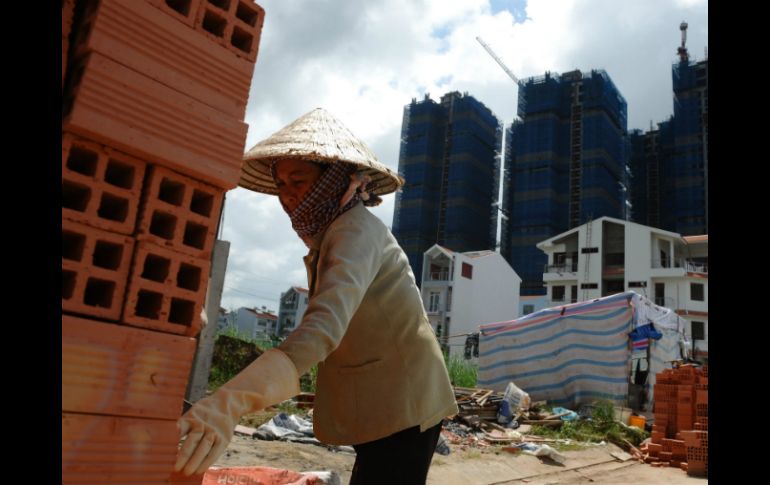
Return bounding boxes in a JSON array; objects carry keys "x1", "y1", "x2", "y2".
[
  {"x1": 651, "y1": 258, "x2": 708, "y2": 273},
  {"x1": 654, "y1": 296, "x2": 677, "y2": 308},
  {"x1": 544, "y1": 263, "x2": 578, "y2": 273},
  {"x1": 425, "y1": 271, "x2": 451, "y2": 281}
]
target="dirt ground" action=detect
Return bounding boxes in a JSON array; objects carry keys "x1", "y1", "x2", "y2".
[{"x1": 214, "y1": 434, "x2": 707, "y2": 484}]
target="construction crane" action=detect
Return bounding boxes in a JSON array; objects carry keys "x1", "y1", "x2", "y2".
[
  {"x1": 677, "y1": 21, "x2": 689, "y2": 63},
  {"x1": 476, "y1": 36, "x2": 520, "y2": 85}
]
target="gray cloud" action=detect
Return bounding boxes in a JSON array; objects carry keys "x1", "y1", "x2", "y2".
[{"x1": 221, "y1": 0, "x2": 707, "y2": 313}]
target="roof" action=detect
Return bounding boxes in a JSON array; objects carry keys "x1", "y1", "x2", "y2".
[
  {"x1": 537, "y1": 217, "x2": 685, "y2": 249},
  {"x1": 244, "y1": 308, "x2": 277, "y2": 319},
  {"x1": 424, "y1": 244, "x2": 454, "y2": 258},
  {"x1": 463, "y1": 250, "x2": 495, "y2": 259},
  {"x1": 291, "y1": 286, "x2": 309, "y2": 294},
  {"x1": 683, "y1": 235, "x2": 708, "y2": 244}
]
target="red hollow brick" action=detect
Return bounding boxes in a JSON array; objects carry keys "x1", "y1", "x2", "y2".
[
  {"x1": 62, "y1": 314, "x2": 197, "y2": 419},
  {"x1": 63, "y1": 36, "x2": 69, "y2": 89},
  {"x1": 193, "y1": 0, "x2": 265, "y2": 62},
  {"x1": 62, "y1": 132, "x2": 147, "y2": 235},
  {"x1": 136, "y1": 165, "x2": 224, "y2": 259},
  {"x1": 146, "y1": 0, "x2": 205, "y2": 27},
  {"x1": 72, "y1": 0, "x2": 254, "y2": 119},
  {"x1": 62, "y1": 219, "x2": 135, "y2": 320},
  {"x1": 63, "y1": 0, "x2": 75, "y2": 38},
  {"x1": 62, "y1": 413, "x2": 180, "y2": 483},
  {"x1": 63, "y1": 52, "x2": 248, "y2": 190},
  {"x1": 123, "y1": 241, "x2": 210, "y2": 336},
  {"x1": 169, "y1": 471, "x2": 206, "y2": 484}
]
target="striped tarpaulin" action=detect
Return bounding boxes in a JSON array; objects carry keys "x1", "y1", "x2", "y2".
[{"x1": 478, "y1": 292, "x2": 634, "y2": 407}]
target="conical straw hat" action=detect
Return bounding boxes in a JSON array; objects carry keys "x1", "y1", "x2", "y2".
[{"x1": 240, "y1": 108, "x2": 404, "y2": 195}]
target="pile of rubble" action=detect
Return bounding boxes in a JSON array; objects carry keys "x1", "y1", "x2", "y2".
[{"x1": 446, "y1": 387, "x2": 574, "y2": 450}]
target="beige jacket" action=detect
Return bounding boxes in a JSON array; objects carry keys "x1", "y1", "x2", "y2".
[{"x1": 278, "y1": 202, "x2": 458, "y2": 445}]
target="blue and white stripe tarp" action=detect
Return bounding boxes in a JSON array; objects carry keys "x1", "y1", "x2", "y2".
[
  {"x1": 478, "y1": 292, "x2": 688, "y2": 407},
  {"x1": 478, "y1": 293, "x2": 635, "y2": 407}
]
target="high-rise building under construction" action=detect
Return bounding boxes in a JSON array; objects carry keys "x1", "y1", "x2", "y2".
[
  {"x1": 392, "y1": 91, "x2": 502, "y2": 285},
  {"x1": 629, "y1": 22, "x2": 707, "y2": 236},
  {"x1": 500, "y1": 69, "x2": 630, "y2": 296}
]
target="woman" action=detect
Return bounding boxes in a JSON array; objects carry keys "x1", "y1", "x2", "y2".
[{"x1": 175, "y1": 108, "x2": 458, "y2": 484}]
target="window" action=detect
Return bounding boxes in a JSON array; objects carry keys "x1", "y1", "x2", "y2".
[
  {"x1": 461, "y1": 262, "x2": 473, "y2": 279},
  {"x1": 429, "y1": 292, "x2": 440, "y2": 312},
  {"x1": 523, "y1": 304, "x2": 535, "y2": 315},
  {"x1": 691, "y1": 283, "x2": 704, "y2": 301},
  {"x1": 581, "y1": 247, "x2": 599, "y2": 254},
  {"x1": 571, "y1": 285, "x2": 577, "y2": 303},
  {"x1": 447, "y1": 286, "x2": 452, "y2": 311},
  {"x1": 552, "y1": 285, "x2": 565, "y2": 302},
  {"x1": 606, "y1": 280, "x2": 624, "y2": 294},
  {"x1": 691, "y1": 321, "x2": 705, "y2": 340},
  {"x1": 581, "y1": 283, "x2": 598, "y2": 289}
]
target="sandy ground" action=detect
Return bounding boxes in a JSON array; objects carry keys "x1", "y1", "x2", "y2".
[{"x1": 213, "y1": 434, "x2": 707, "y2": 484}]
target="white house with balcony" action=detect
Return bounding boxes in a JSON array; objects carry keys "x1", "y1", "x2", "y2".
[
  {"x1": 277, "y1": 286, "x2": 309, "y2": 337},
  {"x1": 220, "y1": 306, "x2": 278, "y2": 340},
  {"x1": 421, "y1": 244, "x2": 521, "y2": 357},
  {"x1": 536, "y1": 217, "x2": 708, "y2": 362}
]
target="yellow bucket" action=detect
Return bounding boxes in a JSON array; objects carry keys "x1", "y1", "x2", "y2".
[{"x1": 629, "y1": 415, "x2": 646, "y2": 429}]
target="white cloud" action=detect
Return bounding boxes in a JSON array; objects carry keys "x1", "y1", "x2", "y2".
[{"x1": 221, "y1": 0, "x2": 707, "y2": 312}]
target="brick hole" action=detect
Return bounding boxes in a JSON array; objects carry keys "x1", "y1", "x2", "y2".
[
  {"x1": 149, "y1": 211, "x2": 177, "y2": 240},
  {"x1": 165, "y1": 0, "x2": 193, "y2": 16},
  {"x1": 105, "y1": 159, "x2": 136, "y2": 190},
  {"x1": 62, "y1": 230, "x2": 86, "y2": 261},
  {"x1": 62, "y1": 271, "x2": 77, "y2": 300},
  {"x1": 202, "y1": 9, "x2": 227, "y2": 38},
  {"x1": 92, "y1": 240, "x2": 123, "y2": 270},
  {"x1": 236, "y1": 1, "x2": 258, "y2": 26},
  {"x1": 84, "y1": 278, "x2": 115, "y2": 308},
  {"x1": 136, "y1": 290, "x2": 163, "y2": 319},
  {"x1": 190, "y1": 189, "x2": 214, "y2": 217},
  {"x1": 183, "y1": 222, "x2": 207, "y2": 250},
  {"x1": 208, "y1": 0, "x2": 231, "y2": 10},
  {"x1": 159, "y1": 177, "x2": 185, "y2": 206},
  {"x1": 97, "y1": 193, "x2": 129, "y2": 222},
  {"x1": 141, "y1": 254, "x2": 171, "y2": 283},
  {"x1": 231, "y1": 26, "x2": 253, "y2": 54},
  {"x1": 177, "y1": 263, "x2": 202, "y2": 291},
  {"x1": 66, "y1": 145, "x2": 98, "y2": 176},
  {"x1": 62, "y1": 180, "x2": 91, "y2": 212},
  {"x1": 169, "y1": 298, "x2": 195, "y2": 325}
]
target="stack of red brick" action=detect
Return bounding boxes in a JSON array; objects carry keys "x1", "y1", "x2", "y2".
[
  {"x1": 61, "y1": 1, "x2": 265, "y2": 483},
  {"x1": 640, "y1": 364, "x2": 708, "y2": 477}
]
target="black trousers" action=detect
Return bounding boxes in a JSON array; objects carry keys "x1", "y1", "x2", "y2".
[{"x1": 349, "y1": 421, "x2": 443, "y2": 485}]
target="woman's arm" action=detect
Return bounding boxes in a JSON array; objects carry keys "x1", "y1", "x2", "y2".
[{"x1": 278, "y1": 216, "x2": 383, "y2": 375}]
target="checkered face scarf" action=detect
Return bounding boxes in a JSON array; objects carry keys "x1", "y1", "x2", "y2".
[{"x1": 272, "y1": 161, "x2": 380, "y2": 245}]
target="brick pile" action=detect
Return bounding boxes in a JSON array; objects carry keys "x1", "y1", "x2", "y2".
[{"x1": 61, "y1": 1, "x2": 265, "y2": 482}]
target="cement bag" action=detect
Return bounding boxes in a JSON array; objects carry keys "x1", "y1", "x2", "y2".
[{"x1": 497, "y1": 381, "x2": 531, "y2": 424}]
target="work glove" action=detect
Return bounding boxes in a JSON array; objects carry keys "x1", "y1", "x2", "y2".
[{"x1": 174, "y1": 348, "x2": 300, "y2": 475}]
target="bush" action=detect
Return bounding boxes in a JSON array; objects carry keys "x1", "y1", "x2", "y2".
[
  {"x1": 445, "y1": 353, "x2": 478, "y2": 388},
  {"x1": 208, "y1": 334, "x2": 264, "y2": 390}
]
